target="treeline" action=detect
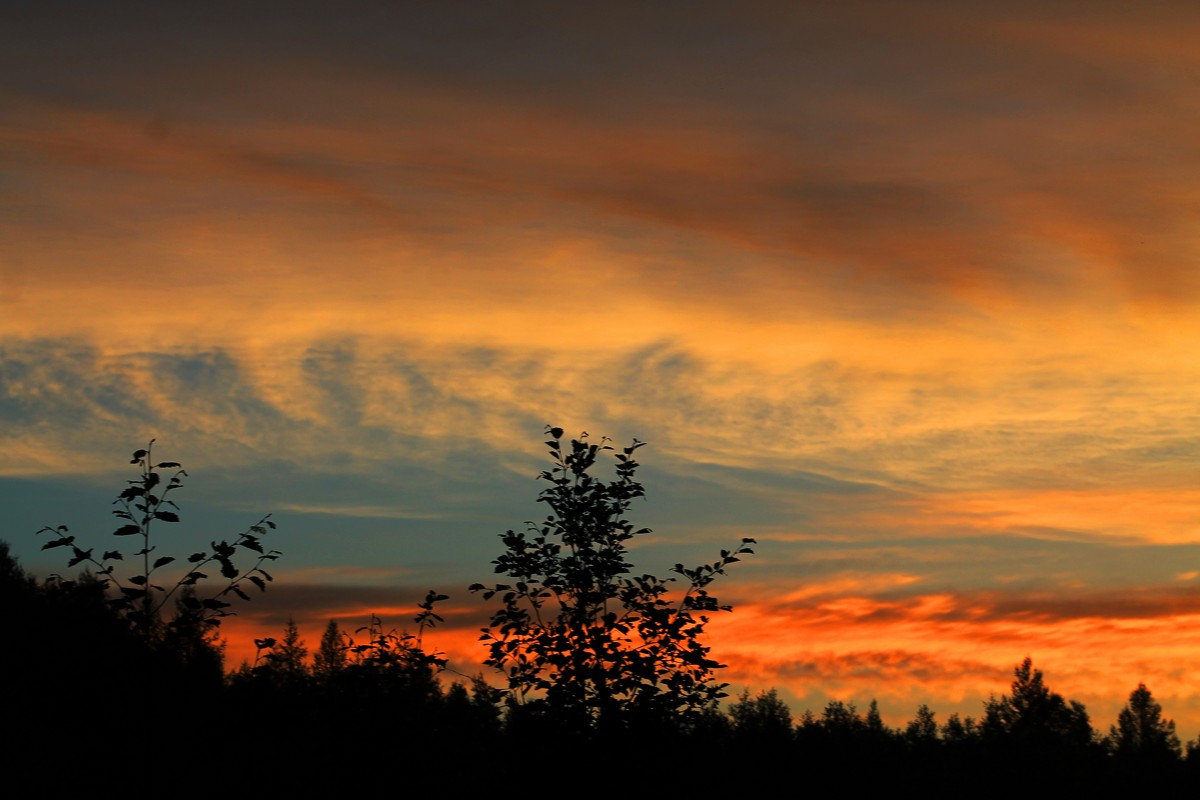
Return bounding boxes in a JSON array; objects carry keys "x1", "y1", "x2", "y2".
[
  {"x1": 7, "y1": 435, "x2": 1200, "y2": 791},
  {"x1": 239, "y1": 614, "x2": 1200, "y2": 790},
  {"x1": 5, "y1": 542, "x2": 1199, "y2": 792}
]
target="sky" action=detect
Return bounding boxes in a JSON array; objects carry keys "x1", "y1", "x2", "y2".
[{"x1": 4, "y1": 0, "x2": 1200, "y2": 734}]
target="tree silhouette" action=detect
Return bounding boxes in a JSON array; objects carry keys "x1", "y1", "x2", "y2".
[
  {"x1": 729, "y1": 688, "x2": 794, "y2": 742},
  {"x1": 941, "y1": 712, "x2": 979, "y2": 744},
  {"x1": 3, "y1": 541, "x2": 152, "y2": 783},
  {"x1": 471, "y1": 427, "x2": 754, "y2": 733},
  {"x1": 980, "y1": 657, "x2": 1098, "y2": 786},
  {"x1": 1109, "y1": 683, "x2": 1181, "y2": 766},
  {"x1": 866, "y1": 699, "x2": 887, "y2": 738},
  {"x1": 906, "y1": 703, "x2": 939, "y2": 746},
  {"x1": 314, "y1": 619, "x2": 348, "y2": 679}
]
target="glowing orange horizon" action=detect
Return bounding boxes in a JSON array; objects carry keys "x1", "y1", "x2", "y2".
[{"x1": 214, "y1": 582, "x2": 1200, "y2": 738}]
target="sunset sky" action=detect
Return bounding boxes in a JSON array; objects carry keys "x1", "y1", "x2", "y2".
[{"x1": 4, "y1": 0, "x2": 1200, "y2": 734}]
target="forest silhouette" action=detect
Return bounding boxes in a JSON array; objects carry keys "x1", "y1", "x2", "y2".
[{"x1": 4, "y1": 432, "x2": 1199, "y2": 791}]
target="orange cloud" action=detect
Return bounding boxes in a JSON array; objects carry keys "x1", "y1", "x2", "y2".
[{"x1": 709, "y1": 586, "x2": 1200, "y2": 731}]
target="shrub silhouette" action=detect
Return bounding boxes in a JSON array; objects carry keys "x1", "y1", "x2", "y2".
[
  {"x1": 343, "y1": 599, "x2": 448, "y2": 687},
  {"x1": 471, "y1": 427, "x2": 754, "y2": 734}
]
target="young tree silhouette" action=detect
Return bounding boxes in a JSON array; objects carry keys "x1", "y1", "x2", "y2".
[
  {"x1": 470, "y1": 427, "x2": 754, "y2": 734},
  {"x1": 37, "y1": 441, "x2": 281, "y2": 637}
]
